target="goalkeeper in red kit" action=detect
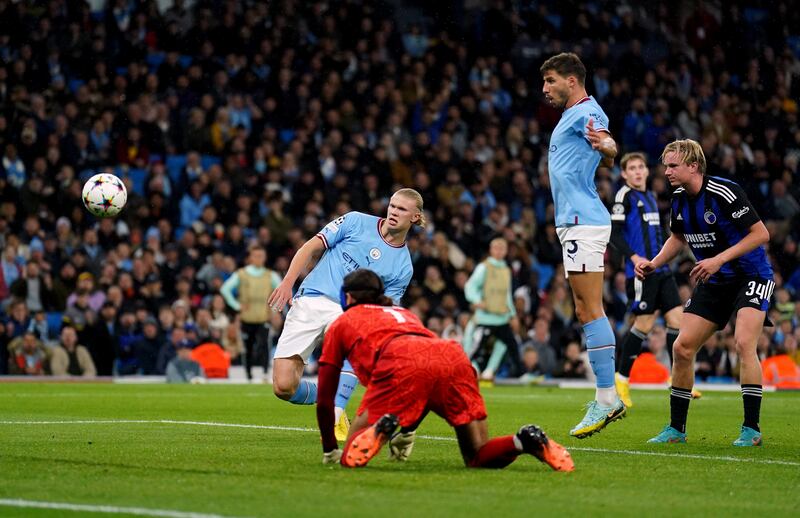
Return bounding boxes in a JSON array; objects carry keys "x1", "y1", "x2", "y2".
[{"x1": 316, "y1": 269, "x2": 574, "y2": 471}]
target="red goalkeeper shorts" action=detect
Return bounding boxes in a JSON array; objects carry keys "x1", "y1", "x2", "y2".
[{"x1": 358, "y1": 336, "x2": 487, "y2": 428}]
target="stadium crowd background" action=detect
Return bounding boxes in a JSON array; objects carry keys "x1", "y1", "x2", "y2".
[{"x1": 1, "y1": 0, "x2": 799, "y2": 381}]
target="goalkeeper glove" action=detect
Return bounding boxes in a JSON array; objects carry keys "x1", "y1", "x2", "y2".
[
  {"x1": 388, "y1": 430, "x2": 416, "y2": 461},
  {"x1": 322, "y1": 449, "x2": 343, "y2": 465}
]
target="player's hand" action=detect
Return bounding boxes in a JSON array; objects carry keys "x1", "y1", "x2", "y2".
[
  {"x1": 322, "y1": 448, "x2": 342, "y2": 465},
  {"x1": 690, "y1": 257, "x2": 722, "y2": 284},
  {"x1": 630, "y1": 254, "x2": 648, "y2": 269},
  {"x1": 634, "y1": 260, "x2": 656, "y2": 280},
  {"x1": 267, "y1": 281, "x2": 294, "y2": 312},
  {"x1": 585, "y1": 118, "x2": 611, "y2": 151}
]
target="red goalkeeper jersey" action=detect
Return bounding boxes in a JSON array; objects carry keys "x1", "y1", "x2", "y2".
[{"x1": 319, "y1": 304, "x2": 436, "y2": 385}]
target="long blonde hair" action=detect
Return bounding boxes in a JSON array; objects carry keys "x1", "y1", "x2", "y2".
[
  {"x1": 661, "y1": 139, "x2": 707, "y2": 175},
  {"x1": 394, "y1": 188, "x2": 427, "y2": 228}
]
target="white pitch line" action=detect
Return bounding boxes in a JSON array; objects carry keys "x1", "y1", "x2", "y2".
[
  {"x1": 2, "y1": 419, "x2": 799, "y2": 467},
  {"x1": 570, "y1": 447, "x2": 800, "y2": 467},
  {"x1": 0, "y1": 498, "x2": 247, "y2": 518}
]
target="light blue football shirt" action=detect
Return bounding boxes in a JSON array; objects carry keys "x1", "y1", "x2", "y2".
[
  {"x1": 547, "y1": 95, "x2": 611, "y2": 227},
  {"x1": 298, "y1": 212, "x2": 413, "y2": 304}
]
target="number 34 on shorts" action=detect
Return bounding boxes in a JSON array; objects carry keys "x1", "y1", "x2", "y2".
[{"x1": 744, "y1": 279, "x2": 775, "y2": 311}]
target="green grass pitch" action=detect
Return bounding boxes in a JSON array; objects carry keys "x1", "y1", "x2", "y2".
[{"x1": 1, "y1": 383, "x2": 798, "y2": 517}]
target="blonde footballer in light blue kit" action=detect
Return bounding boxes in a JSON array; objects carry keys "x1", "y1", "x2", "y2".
[{"x1": 267, "y1": 189, "x2": 424, "y2": 439}]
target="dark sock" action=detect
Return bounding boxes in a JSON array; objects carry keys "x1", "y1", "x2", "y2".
[
  {"x1": 666, "y1": 327, "x2": 679, "y2": 363},
  {"x1": 468, "y1": 436, "x2": 519, "y2": 469},
  {"x1": 618, "y1": 327, "x2": 647, "y2": 377},
  {"x1": 670, "y1": 386, "x2": 693, "y2": 433},
  {"x1": 741, "y1": 384, "x2": 762, "y2": 432}
]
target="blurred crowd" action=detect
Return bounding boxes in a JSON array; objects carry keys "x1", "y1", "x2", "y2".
[{"x1": 1, "y1": 0, "x2": 800, "y2": 381}]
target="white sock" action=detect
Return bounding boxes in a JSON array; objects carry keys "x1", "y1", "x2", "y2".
[
  {"x1": 334, "y1": 407, "x2": 343, "y2": 423},
  {"x1": 512, "y1": 434, "x2": 523, "y2": 451},
  {"x1": 596, "y1": 387, "x2": 618, "y2": 407},
  {"x1": 616, "y1": 373, "x2": 628, "y2": 381}
]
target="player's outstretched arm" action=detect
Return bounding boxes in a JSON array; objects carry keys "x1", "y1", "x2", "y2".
[
  {"x1": 268, "y1": 236, "x2": 326, "y2": 311},
  {"x1": 635, "y1": 233, "x2": 686, "y2": 279},
  {"x1": 690, "y1": 221, "x2": 770, "y2": 283}
]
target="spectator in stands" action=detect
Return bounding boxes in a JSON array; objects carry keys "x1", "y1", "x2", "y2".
[
  {"x1": 10, "y1": 260, "x2": 54, "y2": 313},
  {"x1": 560, "y1": 341, "x2": 588, "y2": 379},
  {"x1": 521, "y1": 345, "x2": 546, "y2": 378},
  {"x1": 115, "y1": 309, "x2": 143, "y2": 376},
  {"x1": 165, "y1": 339, "x2": 204, "y2": 383},
  {"x1": 66, "y1": 272, "x2": 106, "y2": 312},
  {"x1": 50, "y1": 326, "x2": 96, "y2": 378},
  {"x1": 0, "y1": 0, "x2": 798, "y2": 384},
  {"x1": 221, "y1": 316, "x2": 245, "y2": 366},
  {"x1": 134, "y1": 317, "x2": 164, "y2": 376},
  {"x1": 521, "y1": 318, "x2": 559, "y2": 377},
  {"x1": 88, "y1": 301, "x2": 119, "y2": 377},
  {"x1": 157, "y1": 325, "x2": 187, "y2": 375},
  {"x1": 7, "y1": 331, "x2": 47, "y2": 376}
]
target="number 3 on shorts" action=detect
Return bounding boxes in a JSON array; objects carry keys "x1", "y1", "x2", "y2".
[{"x1": 566, "y1": 241, "x2": 578, "y2": 254}]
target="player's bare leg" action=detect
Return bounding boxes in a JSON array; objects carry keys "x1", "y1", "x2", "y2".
[
  {"x1": 568, "y1": 271, "x2": 625, "y2": 437},
  {"x1": 649, "y1": 314, "x2": 716, "y2": 443},
  {"x1": 670, "y1": 314, "x2": 716, "y2": 389},
  {"x1": 732, "y1": 307, "x2": 766, "y2": 446},
  {"x1": 661, "y1": 305, "x2": 702, "y2": 398},
  {"x1": 663, "y1": 306, "x2": 682, "y2": 332},
  {"x1": 455, "y1": 419, "x2": 490, "y2": 464},
  {"x1": 568, "y1": 271, "x2": 606, "y2": 324},
  {"x1": 458, "y1": 419, "x2": 573, "y2": 471},
  {"x1": 272, "y1": 356, "x2": 314, "y2": 403},
  {"x1": 345, "y1": 410, "x2": 371, "y2": 442}
]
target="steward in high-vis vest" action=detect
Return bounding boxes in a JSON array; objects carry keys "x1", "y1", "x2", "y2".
[
  {"x1": 220, "y1": 246, "x2": 282, "y2": 380},
  {"x1": 761, "y1": 351, "x2": 800, "y2": 390},
  {"x1": 464, "y1": 237, "x2": 523, "y2": 379}
]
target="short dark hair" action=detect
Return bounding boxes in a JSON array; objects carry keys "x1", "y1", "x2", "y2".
[{"x1": 540, "y1": 52, "x2": 586, "y2": 86}]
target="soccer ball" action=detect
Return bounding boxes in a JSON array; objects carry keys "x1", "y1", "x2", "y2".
[{"x1": 82, "y1": 173, "x2": 127, "y2": 218}]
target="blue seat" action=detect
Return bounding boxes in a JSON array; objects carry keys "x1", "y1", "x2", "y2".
[
  {"x1": 200, "y1": 155, "x2": 221, "y2": 170},
  {"x1": 178, "y1": 55, "x2": 193, "y2": 69},
  {"x1": 535, "y1": 264, "x2": 555, "y2": 292},
  {"x1": 279, "y1": 129, "x2": 295, "y2": 144},
  {"x1": 46, "y1": 312, "x2": 64, "y2": 337},
  {"x1": 146, "y1": 52, "x2": 166, "y2": 72},
  {"x1": 68, "y1": 78, "x2": 85, "y2": 94},
  {"x1": 125, "y1": 168, "x2": 148, "y2": 196},
  {"x1": 165, "y1": 154, "x2": 187, "y2": 184},
  {"x1": 78, "y1": 169, "x2": 96, "y2": 182}
]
